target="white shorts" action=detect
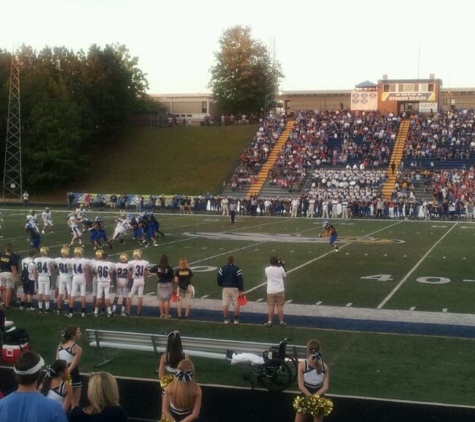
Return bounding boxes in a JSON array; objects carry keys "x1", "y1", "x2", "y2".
[
  {"x1": 37, "y1": 276, "x2": 51, "y2": 295},
  {"x1": 128, "y1": 278, "x2": 145, "y2": 298},
  {"x1": 71, "y1": 275, "x2": 87, "y2": 297},
  {"x1": 115, "y1": 278, "x2": 129, "y2": 297},
  {"x1": 58, "y1": 275, "x2": 72, "y2": 296},
  {"x1": 0, "y1": 272, "x2": 15, "y2": 289},
  {"x1": 71, "y1": 226, "x2": 82, "y2": 237},
  {"x1": 113, "y1": 226, "x2": 127, "y2": 239},
  {"x1": 97, "y1": 281, "x2": 111, "y2": 300}
]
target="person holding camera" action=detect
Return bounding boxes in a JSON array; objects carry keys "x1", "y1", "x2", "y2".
[{"x1": 264, "y1": 256, "x2": 287, "y2": 327}]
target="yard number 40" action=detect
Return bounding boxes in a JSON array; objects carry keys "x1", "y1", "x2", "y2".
[{"x1": 361, "y1": 275, "x2": 451, "y2": 284}]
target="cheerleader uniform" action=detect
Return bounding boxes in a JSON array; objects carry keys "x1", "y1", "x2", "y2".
[
  {"x1": 169, "y1": 403, "x2": 193, "y2": 421},
  {"x1": 46, "y1": 381, "x2": 67, "y2": 405},
  {"x1": 302, "y1": 359, "x2": 326, "y2": 395},
  {"x1": 58, "y1": 343, "x2": 82, "y2": 388}
]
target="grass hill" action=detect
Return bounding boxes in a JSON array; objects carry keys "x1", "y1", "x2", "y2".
[{"x1": 74, "y1": 125, "x2": 258, "y2": 197}]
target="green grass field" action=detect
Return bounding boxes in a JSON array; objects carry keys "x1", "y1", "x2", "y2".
[
  {"x1": 2, "y1": 208, "x2": 475, "y2": 406},
  {"x1": 75, "y1": 125, "x2": 258, "y2": 195}
]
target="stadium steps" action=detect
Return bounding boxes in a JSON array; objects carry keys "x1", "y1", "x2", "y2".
[
  {"x1": 258, "y1": 180, "x2": 294, "y2": 198},
  {"x1": 246, "y1": 120, "x2": 295, "y2": 197},
  {"x1": 382, "y1": 119, "x2": 411, "y2": 199}
]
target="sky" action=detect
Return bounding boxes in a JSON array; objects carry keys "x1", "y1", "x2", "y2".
[{"x1": 1, "y1": 0, "x2": 474, "y2": 94}]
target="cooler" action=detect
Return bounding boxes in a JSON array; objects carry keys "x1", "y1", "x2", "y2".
[{"x1": 2, "y1": 342, "x2": 30, "y2": 363}]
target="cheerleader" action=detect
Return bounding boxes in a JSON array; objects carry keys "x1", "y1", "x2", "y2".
[
  {"x1": 39, "y1": 359, "x2": 72, "y2": 412},
  {"x1": 295, "y1": 339, "x2": 330, "y2": 422},
  {"x1": 161, "y1": 359, "x2": 202, "y2": 422},
  {"x1": 57, "y1": 326, "x2": 83, "y2": 409}
]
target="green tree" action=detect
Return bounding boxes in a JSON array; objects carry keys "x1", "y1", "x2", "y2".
[
  {"x1": 81, "y1": 44, "x2": 150, "y2": 134},
  {"x1": 208, "y1": 26, "x2": 283, "y2": 115},
  {"x1": 0, "y1": 43, "x2": 152, "y2": 192}
]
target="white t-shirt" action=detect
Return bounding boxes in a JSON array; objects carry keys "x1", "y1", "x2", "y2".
[{"x1": 265, "y1": 265, "x2": 286, "y2": 294}]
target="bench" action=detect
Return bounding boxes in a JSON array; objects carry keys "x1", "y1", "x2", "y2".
[{"x1": 86, "y1": 329, "x2": 307, "y2": 367}]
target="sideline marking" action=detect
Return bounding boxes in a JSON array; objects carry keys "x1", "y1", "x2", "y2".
[
  {"x1": 377, "y1": 223, "x2": 458, "y2": 309},
  {"x1": 410, "y1": 307, "x2": 416, "y2": 311},
  {"x1": 346, "y1": 303, "x2": 352, "y2": 307},
  {"x1": 442, "y1": 308, "x2": 448, "y2": 313}
]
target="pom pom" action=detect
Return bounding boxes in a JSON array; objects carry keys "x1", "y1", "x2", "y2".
[
  {"x1": 293, "y1": 394, "x2": 333, "y2": 417},
  {"x1": 159, "y1": 374, "x2": 175, "y2": 388},
  {"x1": 158, "y1": 416, "x2": 174, "y2": 422}
]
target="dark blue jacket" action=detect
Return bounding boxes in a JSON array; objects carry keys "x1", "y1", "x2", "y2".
[{"x1": 217, "y1": 263, "x2": 243, "y2": 290}]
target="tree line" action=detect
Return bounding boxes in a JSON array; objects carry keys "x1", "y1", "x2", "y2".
[
  {"x1": 0, "y1": 44, "x2": 160, "y2": 192},
  {"x1": 0, "y1": 26, "x2": 282, "y2": 192}
]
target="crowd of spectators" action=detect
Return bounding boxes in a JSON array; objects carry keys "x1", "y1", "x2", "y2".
[
  {"x1": 402, "y1": 109, "x2": 475, "y2": 165},
  {"x1": 226, "y1": 113, "x2": 287, "y2": 191},
  {"x1": 263, "y1": 110, "x2": 398, "y2": 196}
]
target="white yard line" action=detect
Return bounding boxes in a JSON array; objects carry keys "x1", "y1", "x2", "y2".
[
  {"x1": 245, "y1": 220, "x2": 404, "y2": 294},
  {"x1": 377, "y1": 223, "x2": 458, "y2": 309}
]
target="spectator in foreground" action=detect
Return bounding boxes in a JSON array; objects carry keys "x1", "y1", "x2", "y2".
[
  {"x1": 161, "y1": 359, "x2": 202, "y2": 422},
  {"x1": 0, "y1": 350, "x2": 67, "y2": 422},
  {"x1": 69, "y1": 372, "x2": 127, "y2": 422}
]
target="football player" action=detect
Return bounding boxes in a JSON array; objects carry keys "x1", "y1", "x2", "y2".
[{"x1": 319, "y1": 221, "x2": 339, "y2": 252}]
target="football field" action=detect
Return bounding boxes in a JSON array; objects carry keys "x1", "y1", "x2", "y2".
[
  {"x1": 5, "y1": 207, "x2": 475, "y2": 315},
  {"x1": 3, "y1": 207, "x2": 475, "y2": 407}
]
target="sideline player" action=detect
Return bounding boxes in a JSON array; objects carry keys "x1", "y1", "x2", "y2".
[
  {"x1": 113, "y1": 253, "x2": 130, "y2": 316},
  {"x1": 93, "y1": 250, "x2": 115, "y2": 317},
  {"x1": 68, "y1": 247, "x2": 91, "y2": 317},
  {"x1": 55, "y1": 246, "x2": 72, "y2": 314},
  {"x1": 126, "y1": 249, "x2": 149, "y2": 316},
  {"x1": 34, "y1": 247, "x2": 56, "y2": 313},
  {"x1": 319, "y1": 221, "x2": 339, "y2": 252}
]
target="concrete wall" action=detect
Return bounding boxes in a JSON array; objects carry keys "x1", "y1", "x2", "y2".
[{"x1": 1, "y1": 367, "x2": 474, "y2": 422}]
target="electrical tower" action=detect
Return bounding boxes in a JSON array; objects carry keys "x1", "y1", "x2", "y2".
[{"x1": 3, "y1": 54, "x2": 22, "y2": 199}]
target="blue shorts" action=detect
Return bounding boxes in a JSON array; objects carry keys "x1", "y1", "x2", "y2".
[
  {"x1": 96, "y1": 230, "x2": 107, "y2": 241},
  {"x1": 23, "y1": 279, "x2": 35, "y2": 295},
  {"x1": 146, "y1": 227, "x2": 155, "y2": 239},
  {"x1": 329, "y1": 234, "x2": 338, "y2": 245}
]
